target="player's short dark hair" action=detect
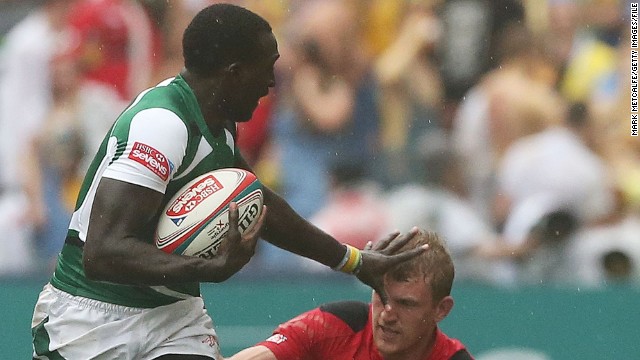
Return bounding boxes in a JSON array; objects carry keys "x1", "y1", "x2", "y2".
[{"x1": 182, "y1": 3, "x2": 272, "y2": 76}]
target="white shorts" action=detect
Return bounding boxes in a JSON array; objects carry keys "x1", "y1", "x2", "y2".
[{"x1": 31, "y1": 283, "x2": 221, "y2": 359}]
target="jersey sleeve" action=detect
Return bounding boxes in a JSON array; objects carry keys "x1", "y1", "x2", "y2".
[
  {"x1": 256, "y1": 302, "x2": 368, "y2": 360},
  {"x1": 257, "y1": 307, "x2": 357, "y2": 360},
  {"x1": 256, "y1": 309, "x2": 322, "y2": 360},
  {"x1": 102, "y1": 108, "x2": 188, "y2": 193}
]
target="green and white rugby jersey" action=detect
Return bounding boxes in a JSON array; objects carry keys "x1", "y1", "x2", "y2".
[{"x1": 50, "y1": 75, "x2": 240, "y2": 308}]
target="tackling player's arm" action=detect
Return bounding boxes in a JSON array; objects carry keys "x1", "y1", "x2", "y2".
[
  {"x1": 228, "y1": 301, "x2": 367, "y2": 360},
  {"x1": 226, "y1": 346, "x2": 276, "y2": 360},
  {"x1": 82, "y1": 178, "x2": 265, "y2": 285}
]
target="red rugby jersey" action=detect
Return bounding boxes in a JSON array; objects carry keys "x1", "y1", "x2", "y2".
[{"x1": 257, "y1": 301, "x2": 473, "y2": 360}]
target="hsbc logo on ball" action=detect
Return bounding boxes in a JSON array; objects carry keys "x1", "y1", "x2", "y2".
[
  {"x1": 167, "y1": 175, "x2": 223, "y2": 217},
  {"x1": 128, "y1": 142, "x2": 172, "y2": 181}
]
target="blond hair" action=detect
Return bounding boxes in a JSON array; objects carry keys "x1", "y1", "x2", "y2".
[{"x1": 387, "y1": 229, "x2": 454, "y2": 301}]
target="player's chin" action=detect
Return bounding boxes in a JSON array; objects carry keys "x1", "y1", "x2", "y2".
[{"x1": 374, "y1": 341, "x2": 403, "y2": 359}]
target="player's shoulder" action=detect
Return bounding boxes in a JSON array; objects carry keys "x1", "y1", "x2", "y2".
[
  {"x1": 450, "y1": 349, "x2": 474, "y2": 360},
  {"x1": 125, "y1": 78, "x2": 191, "y2": 117},
  {"x1": 319, "y1": 300, "x2": 370, "y2": 333}
]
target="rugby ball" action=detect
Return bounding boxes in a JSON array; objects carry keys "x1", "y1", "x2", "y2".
[{"x1": 154, "y1": 168, "x2": 263, "y2": 259}]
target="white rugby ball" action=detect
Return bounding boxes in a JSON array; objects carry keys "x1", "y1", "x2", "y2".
[{"x1": 154, "y1": 168, "x2": 263, "y2": 258}]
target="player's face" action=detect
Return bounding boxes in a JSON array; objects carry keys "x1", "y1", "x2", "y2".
[
  {"x1": 371, "y1": 276, "x2": 452, "y2": 359},
  {"x1": 225, "y1": 32, "x2": 279, "y2": 122}
]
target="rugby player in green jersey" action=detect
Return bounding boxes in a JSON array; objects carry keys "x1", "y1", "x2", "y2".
[{"x1": 31, "y1": 3, "x2": 426, "y2": 360}]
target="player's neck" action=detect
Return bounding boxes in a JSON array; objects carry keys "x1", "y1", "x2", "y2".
[{"x1": 181, "y1": 69, "x2": 228, "y2": 136}]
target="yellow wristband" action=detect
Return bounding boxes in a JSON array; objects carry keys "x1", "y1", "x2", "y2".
[
  {"x1": 332, "y1": 245, "x2": 351, "y2": 271},
  {"x1": 333, "y1": 245, "x2": 362, "y2": 274}
]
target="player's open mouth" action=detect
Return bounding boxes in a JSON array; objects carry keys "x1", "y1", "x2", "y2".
[{"x1": 378, "y1": 325, "x2": 400, "y2": 336}]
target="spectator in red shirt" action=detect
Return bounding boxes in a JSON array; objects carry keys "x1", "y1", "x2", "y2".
[
  {"x1": 67, "y1": 0, "x2": 162, "y2": 100},
  {"x1": 228, "y1": 228, "x2": 473, "y2": 360}
]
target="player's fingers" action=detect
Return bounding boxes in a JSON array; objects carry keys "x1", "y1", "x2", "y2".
[
  {"x1": 384, "y1": 227, "x2": 420, "y2": 254},
  {"x1": 374, "y1": 284, "x2": 390, "y2": 306},
  {"x1": 364, "y1": 241, "x2": 373, "y2": 251},
  {"x1": 216, "y1": 202, "x2": 240, "y2": 256},
  {"x1": 372, "y1": 230, "x2": 401, "y2": 251},
  {"x1": 243, "y1": 205, "x2": 267, "y2": 240},
  {"x1": 239, "y1": 206, "x2": 266, "y2": 259},
  {"x1": 227, "y1": 202, "x2": 240, "y2": 238},
  {"x1": 383, "y1": 244, "x2": 429, "y2": 269}
]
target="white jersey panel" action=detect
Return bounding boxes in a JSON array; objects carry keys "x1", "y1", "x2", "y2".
[
  {"x1": 68, "y1": 137, "x2": 120, "y2": 242},
  {"x1": 102, "y1": 108, "x2": 188, "y2": 193},
  {"x1": 173, "y1": 136, "x2": 213, "y2": 181}
]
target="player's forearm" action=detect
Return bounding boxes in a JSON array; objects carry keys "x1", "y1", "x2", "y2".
[
  {"x1": 227, "y1": 346, "x2": 278, "y2": 360},
  {"x1": 261, "y1": 186, "x2": 345, "y2": 268},
  {"x1": 83, "y1": 236, "x2": 237, "y2": 285}
]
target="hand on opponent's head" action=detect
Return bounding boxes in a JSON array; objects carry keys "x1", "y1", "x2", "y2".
[{"x1": 356, "y1": 227, "x2": 429, "y2": 305}]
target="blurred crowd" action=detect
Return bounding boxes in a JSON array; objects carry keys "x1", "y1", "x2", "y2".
[{"x1": 0, "y1": 0, "x2": 637, "y2": 289}]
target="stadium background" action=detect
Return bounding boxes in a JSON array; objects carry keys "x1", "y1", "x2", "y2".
[{"x1": 1, "y1": 0, "x2": 638, "y2": 359}]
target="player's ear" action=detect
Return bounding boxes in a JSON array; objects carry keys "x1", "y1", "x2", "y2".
[{"x1": 435, "y1": 296, "x2": 454, "y2": 323}]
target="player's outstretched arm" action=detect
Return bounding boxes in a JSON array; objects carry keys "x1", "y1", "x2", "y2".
[
  {"x1": 237, "y1": 154, "x2": 427, "y2": 302},
  {"x1": 235, "y1": 155, "x2": 346, "y2": 267},
  {"x1": 83, "y1": 178, "x2": 264, "y2": 285},
  {"x1": 226, "y1": 345, "x2": 277, "y2": 360},
  {"x1": 259, "y1": 184, "x2": 427, "y2": 302}
]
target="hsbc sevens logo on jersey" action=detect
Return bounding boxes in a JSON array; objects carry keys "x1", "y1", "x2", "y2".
[
  {"x1": 128, "y1": 142, "x2": 172, "y2": 180},
  {"x1": 167, "y1": 175, "x2": 223, "y2": 218}
]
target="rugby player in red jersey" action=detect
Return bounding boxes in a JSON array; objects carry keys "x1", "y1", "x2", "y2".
[{"x1": 228, "y1": 228, "x2": 473, "y2": 360}]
